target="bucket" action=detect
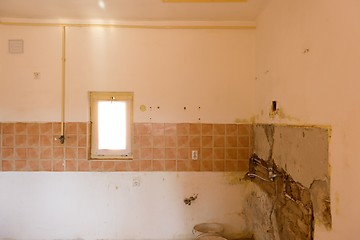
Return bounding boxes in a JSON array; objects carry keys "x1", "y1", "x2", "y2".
[
  {"x1": 193, "y1": 223, "x2": 224, "y2": 238},
  {"x1": 196, "y1": 235, "x2": 227, "y2": 240}
]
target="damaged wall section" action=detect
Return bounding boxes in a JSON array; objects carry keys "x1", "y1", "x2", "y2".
[{"x1": 246, "y1": 124, "x2": 331, "y2": 240}]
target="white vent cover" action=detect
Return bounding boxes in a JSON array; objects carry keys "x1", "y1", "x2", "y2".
[{"x1": 9, "y1": 39, "x2": 24, "y2": 54}]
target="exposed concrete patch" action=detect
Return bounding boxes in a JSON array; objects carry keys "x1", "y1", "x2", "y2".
[
  {"x1": 272, "y1": 126, "x2": 329, "y2": 188},
  {"x1": 254, "y1": 124, "x2": 329, "y2": 188},
  {"x1": 264, "y1": 124, "x2": 275, "y2": 160},
  {"x1": 251, "y1": 124, "x2": 331, "y2": 239},
  {"x1": 246, "y1": 163, "x2": 314, "y2": 240},
  {"x1": 244, "y1": 182, "x2": 280, "y2": 240},
  {"x1": 224, "y1": 172, "x2": 244, "y2": 185},
  {"x1": 277, "y1": 174, "x2": 314, "y2": 240},
  {"x1": 310, "y1": 180, "x2": 332, "y2": 229},
  {"x1": 253, "y1": 125, "x2": 271, "y2": 160}
]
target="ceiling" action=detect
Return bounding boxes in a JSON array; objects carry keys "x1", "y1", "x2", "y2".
[{"x1": 0, "y1": 0, "x2": 268, "y2": 23}]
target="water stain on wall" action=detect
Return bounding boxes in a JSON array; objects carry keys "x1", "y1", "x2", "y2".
[{"x1": 224, "y1": 172, "x2": 244, "y2": 185}]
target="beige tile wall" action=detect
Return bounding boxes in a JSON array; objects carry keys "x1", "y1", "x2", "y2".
[{"x1": 0, "y1": 122, "x2": 252, "y2": 172}]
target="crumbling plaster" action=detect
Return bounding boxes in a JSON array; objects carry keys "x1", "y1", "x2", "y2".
[
  {"x1": 253, "y1": 124, "x2": 329, "y2": 188},
  {"x1": 249, "y1": 124, "x2": 332, "y2": 239}
]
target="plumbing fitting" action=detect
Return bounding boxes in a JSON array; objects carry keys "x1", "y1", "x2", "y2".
[
  {"x1": 246, "y1": 172, "x2": 271, "y2": 182},
  {"x1": 59, "y1": 135, "x2": 65, "y2": 144},
  {"x1": 268, "y1": 168, "x2": 282, "y2": 181},
  {"x1": 267, "y1": 161, "x2": 282, "y2": 181},
  {"x1": 184, "y1": 194, "x2": 198, "y2": 205},
  {"x1": 246, "y1": 155, "x2": 283, "y2": 182}
]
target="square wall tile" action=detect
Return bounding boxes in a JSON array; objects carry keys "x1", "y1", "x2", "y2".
[
  {"x1": 153, "y1": 160, "x2": 165, "y2": 171},
  {"x1": 200, "y1": 160, "x2": 213, "y2": 172},
  {"x1": 165, "y1": 136, "x2": 177, "y2": 147},
  {"x1": 78, "y1": 123, "x2": 88, "y2": 134},
  {"x1": 27, "y1": 123, "x2": 40, "y2": 135},
  {"x1": 226, "y1": 124, "x2": 238, "y2": 136},
  {"x1": 177, "y1": 123, "x2": 190, "y2": 136},
  {"x1": 201, "y1": 136, "x2": 213, "y2": 148},
  {"x1": 2, "y1": 123, "x2": 14, "y2": 134},
  {"x1": 65, "y1": 122, "x2": 77, "y2": 135},
  {"x1": 2, "y1": 160, "x2": 14, "y2": 171},
  {"x1": 66, "y1": 160, "x2": 77, "y2": 171},
  {"x1": 15, "y1": 160, "x2": 27, "y2": 171},
  {"x1": 190, "y1": 124, "x2": 201, "y2": 135},
  {"x1": 140, "y1": 136, "x2": 153, "y2": 148},
  {"x1": 164, "y1": 123, "x2": 176, "y2": 136},
  {"x1": 177, "y1": 136, "x2": 189, "y2": 148},
  {"x1": 2, "y1": 148, "x2": 14, "y2": 160},
  {"x1": 40, "y1": 123, "x2": 53, "y2": 135},
  {"x1": 15, "y1": 135, "x2": 27, "y2": 147},
  {"x1": 151, "y1": 123, "x2": 165, "y2": 136},
  {"x1": 190, "y1": 136, "x2": 200, "y2": 148},
  {"x1": 153, "y1": 136, "x2": 165, "y2": 148},
  {"x1": 238, "y1": 124, "x2": 250, "y2": 135},
  {"x1": 53, "y1": 160, "x2": 64, "y2": 171},
  {"x1": 2, "y1": 135, "x2": 14, "y2": 147},
  {"x1": 1, "y1": 121, "x2": 252, "y2": 173},
  {"x1": 134, "y1": 123, "x2": 152, "y2": 136},
  {"x1": 27, "y1": 160, "x2": 40, "y2": 171},
  {"x1": 140, "y1": 160, "x2": 153, "y2": 171},
  {"x1": 213, "y1": 124, "x2": 225, "y2": 135},
  {"x1": 39, "y1": 160, "x2": 52, "y2": 171},
  {"x1": 15, "y1": 123, "x2": 26, "y2": 134},
  {"x1": 201, "y1": 124, "x2": 213, "y2": 136},
  {"x1": 165, "y1": 160, "x2": 176, "y2": 171}
]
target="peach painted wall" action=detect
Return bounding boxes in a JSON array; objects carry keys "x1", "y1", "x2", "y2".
[
  {"x1": 255, "y1": 0, "x2": 360, "y2": 239},
  {"x1": 0, "y1": 26, "x2": 62, "y2": 122},
  {"x1": 0, "y1": 25, "x2": 255, "y2": 123},
  {"x1": 65, "y1": 27, "x2": 255, "y2": 123},
  {"x1": 0, "y1": 172, "x2": 251, "y2": 240},
  {"x1": 0, "y1": 25, "x2": 255, "y2": 239}
]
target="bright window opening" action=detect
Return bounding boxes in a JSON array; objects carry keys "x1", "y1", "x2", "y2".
[
  {"x1": 90, "y1": 92, "x2": 133, "y2": 160},
  {"x1": 98, "y1": 101, "x2": 126, "y2": 150}
]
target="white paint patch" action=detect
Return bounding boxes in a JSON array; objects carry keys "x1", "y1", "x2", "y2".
[{"x1": 0, "y1": 172, "x2": 251, "y2": 240}]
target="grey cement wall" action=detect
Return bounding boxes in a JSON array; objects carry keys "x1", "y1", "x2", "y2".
[
  {"x1": 247, "y1": 124, "x2": 331, "y2": 240},
  {"x1": 244, "y1": 183, "x2": 281, "y2": 240},
  {"x1": 253, "y1": 125, "x2": 329, "y2": 188}
]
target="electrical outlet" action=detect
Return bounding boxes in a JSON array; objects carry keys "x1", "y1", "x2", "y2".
[
  {"x1": 191, "y1": 150, "x2": 198, "y2": 160},
  {"x1": 132, "y1": 177, "x2": 141, "y2": 187}
]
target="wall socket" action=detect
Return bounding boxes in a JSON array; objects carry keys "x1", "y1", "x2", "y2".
[
  {"x1": 132, "y1": 177, "x2": 141, "y2": 187},
  {"x1": 191, "y1": 150, "x2": 198, "y2": 160}
]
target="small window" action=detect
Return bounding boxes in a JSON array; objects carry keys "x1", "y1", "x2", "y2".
[{"x1": 90, "y1": 92, "x2": 133, "y2": 160}]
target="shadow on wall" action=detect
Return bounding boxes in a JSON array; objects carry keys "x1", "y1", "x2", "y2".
[{"x1": 244, "y1": 124, "x2": 331, "y2": 240}]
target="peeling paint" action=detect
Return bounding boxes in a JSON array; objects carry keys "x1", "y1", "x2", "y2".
[
  {"x1": 252, "y1": 124, "x2": 332, "y2": 239},
  {"x1": 268, "y1": 105, "x2": 302, "y2": 122},
  {"x1": 335, "y1": 192, "x2": 340, "y2": 215},
  {"x1": 263, "y1": 124, "x2": 275, "y2": 161},
  {"x1": 277, "y1": 108, "x2": 302, "y2": 122},
  {"x1": 235, "y1": 116, "x2": 256, "y2": 124},
  {"x1": 310, "y1": 180, "x2": 332, "y2": 230},
  {"x1": 224, "y1": 172, "x2": 243, "y2": 185}
]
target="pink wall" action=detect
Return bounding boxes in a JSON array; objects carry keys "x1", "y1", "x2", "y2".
[
  {"x1": 0, "y1": 24, "x2": 256, "y2": 239},
  {"x1": 255, "y1": 0, "x2": 360, "y2": 239}
]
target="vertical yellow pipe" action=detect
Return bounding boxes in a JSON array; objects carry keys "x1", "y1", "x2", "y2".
[{"x1": 60, "y1": 26, "x2": 66, "y2": 142}]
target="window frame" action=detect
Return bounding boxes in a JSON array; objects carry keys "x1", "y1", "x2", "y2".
[{"x1": 89, "y1": 92, "x2": 134, "y2": 160}]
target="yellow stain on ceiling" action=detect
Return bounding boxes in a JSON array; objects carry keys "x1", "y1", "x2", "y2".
[{"x1": 163, "y1": 0, "x2": 247, "y2": 2}]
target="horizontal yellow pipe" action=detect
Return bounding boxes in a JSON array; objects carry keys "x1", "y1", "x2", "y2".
[{"x1": 0, "y1": 21, "x2": 255, "y2": 29}]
